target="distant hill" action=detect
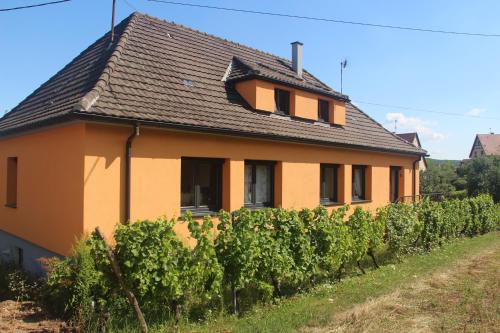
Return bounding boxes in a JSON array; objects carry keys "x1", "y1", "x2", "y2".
[{"x1": 427, "y1": 158, "x2": 461, "y2": 167}]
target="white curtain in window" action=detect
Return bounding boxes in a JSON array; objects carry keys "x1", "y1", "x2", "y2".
[
  {"x1": 353, "y1": 168, "x2": 362, "y2": 199},
  {"x1": 256, "y1": 165, "x2": 271, "y2": 203},
  {"x1": 244, "y1": 164, "x2": 253, "y2": 204}
]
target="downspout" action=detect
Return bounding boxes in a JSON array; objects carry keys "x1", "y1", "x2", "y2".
[
  {"x1": 412, "y1": 156, "x2": 421, "y2": 203},
  {"x1": 125, "y1": 124, "x2": 140, "y2": 224}
]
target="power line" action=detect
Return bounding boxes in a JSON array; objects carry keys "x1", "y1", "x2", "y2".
[
  {"x1": 0, "y1": 0, "x2": 71, "y2": 12},
  {"x1": 353, "y1": 100, "x2": 500, "y2": 120},
  {"x1": 147, "y1": 0, "x2": 500, "y2": 38},
  {"x1": 123, "y1": 0, "x2": 139, "y2": 11}
]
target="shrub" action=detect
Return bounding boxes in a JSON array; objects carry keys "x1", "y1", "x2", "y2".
[
  {"x1": 260, "y1": 208, "x2": 313, "y2": 294},
  {"x1": 441, "y1": 199, "x2": 468, "y2": 240},
  {"x1": 215, "y1": 209, "x2": 261, "y2": 310},
  {"x1": 113, "y1": 218, "x2": 192, "y2": 318},
  {"x1": 495, "y1": 203, "x2": 500, "y2": 230},
  {"x1": 367, "y1": 208, "x2": 386, "y2": 267},
  {"x1": 43, "y1": 238, "x2": 104, "y2": 328},
  {"x1": 384, "y1": 203, "x2": 420, "y2": 256},
  {"x1": 418, "y1": 199, "x2": 446, "y2": 250},
  {"x1": 183, "y1": 213, "x2": 223, "y2": 313},
  {"x1": 0, "y1": 262, "x2": 42, "y2": 302},
  {"x1": 301, "y1": 206, "x2": 351, "y2": 280},
  {"x1": 464, "y1": 195, "x2": 496, "y2": 236},
  {"x1": 38, "y1": 194, "x2": 498, "y2": 328},
  {"x1": 346, "y1": 207, "x2": 371, "y2": 268}
]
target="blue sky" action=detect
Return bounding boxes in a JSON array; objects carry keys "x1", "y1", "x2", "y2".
[{"x1": 1, "y1": 0, "x2": 499, "y2": 159}]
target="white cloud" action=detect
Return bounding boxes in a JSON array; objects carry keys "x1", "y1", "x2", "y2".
[
  {"x1": 384, "y1": 112, "x2": 446, "y2": 141},
  {"x1": 465, "y1": 108, "x2": 483, "y2": 117}
]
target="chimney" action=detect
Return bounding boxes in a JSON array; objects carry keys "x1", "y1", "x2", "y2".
[{"x1": 291, "y1": 41, "x2": 303, "y2": 78}]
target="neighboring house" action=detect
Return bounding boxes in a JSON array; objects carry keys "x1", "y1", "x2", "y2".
[
  {"x1": 0, "y1": 13, "x2": 425, "y2": 273},
  {"x1": 396, "y1": 132, "x2": 427, "y2": 171},
  {"x1": 469, "y1": 133, "x2": 500, "y2": 158}
]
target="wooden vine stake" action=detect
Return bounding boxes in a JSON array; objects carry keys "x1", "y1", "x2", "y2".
[{"x1": 95, "y1": 227, "x2": 148, "y2": 333}]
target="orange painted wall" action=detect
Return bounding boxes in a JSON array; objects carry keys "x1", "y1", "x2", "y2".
[
  {"x1": 82, "y1": 123, "x2": 420, "y2": 242},
  {"x1": 0, "y1": 121, "x2": 420, "y2": 256},
  {"x1": 83, "y1": 124, "x2": 129, "y2": 241},
  {"x1": 331, "y1": 100, "x2": 346, "y2": 126},
  {"x1": 0, "y1": 123, "x2": 85, "y2": 255},
  {"x1": 292, "y1": 90, "x2": 319, "y2": 121},
  {"x1": 235, "y1": 80, "x2": 275, "y2": 112},
  {"x1": 280, "y1": 162, "x2": 319, "y2": 209},
  {"x1": 235, "y1": 79, "x2": 346, "y2": 125}
]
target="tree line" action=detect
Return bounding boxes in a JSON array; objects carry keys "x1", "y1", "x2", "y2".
[{"x1": 421, "y1": 155, "x2": 500, "y2": 202}]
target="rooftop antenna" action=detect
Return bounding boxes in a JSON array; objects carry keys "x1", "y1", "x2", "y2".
[
  {"x1": 110, "y1": 0, "x2": 117, "y2": 43},
  {"x1": 340, "y1": 59, "x2": 348, "y2": 94}
]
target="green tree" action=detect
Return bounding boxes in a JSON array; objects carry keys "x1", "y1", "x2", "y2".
[
  {"x1": 458, "y1": 156, "x2": 500, "y2": 202},
  {"x1": 420, "y1": 160, "x2": 459, "y2": 196}
]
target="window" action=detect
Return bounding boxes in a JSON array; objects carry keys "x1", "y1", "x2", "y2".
[
  {"x1": 352, "y1": 165, "x2": 366, "y2": 201},
  {"x1": 318, "y1": 99, "x2": 330, "y2": 122},
  {"x1": 320, "y1": 164, "x2": 338, "y2": 204},
  {"x1": 274, "y1": 88, "x2": 290, "y2": 115},
  {"x1": 6, "y1": 157, "x2": 18, "y2": 208},
  {"x1": 13, "y1": 247, "x2": 23, "y2": 267},
  {"x1": 390, "y1": 166, "x2": 401, "y2": 203},
  {"x1": 244, "y1": 161, "x2": 274, "y2": 207},
  {"x1": 181, "y1": 158, "x2": 223, "y2": 213}
]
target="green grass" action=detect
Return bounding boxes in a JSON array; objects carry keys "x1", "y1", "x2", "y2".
[{"x1": 112, "y1": 232, "x2": 500, "y2": 333}]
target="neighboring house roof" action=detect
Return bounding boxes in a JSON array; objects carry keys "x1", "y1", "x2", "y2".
[
  {"x1": 0, "y1": 12, "x2": 425, "y2": 156},
  {"x1": 469, "y1": 134, "x2": 500, "y2": 157},
  {"x1": 396, "y1": 132, "x2": 419, "y2": 146},
  {"x1": 396, "y1": 132, "x2": 427, "y2": 168}
]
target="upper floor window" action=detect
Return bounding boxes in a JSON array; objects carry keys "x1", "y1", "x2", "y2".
[
  {"x1": 244, "y1": 160, "x2": 274, "y2": 208},
  {"x1": 352, "y1": 165, "x2": 366, "y2": 201},
  {"x1": 6, "y1": 157, "x2": 18, "y2": 208},
  {"x1": 318, "y1": 99, "x2": 330, "y2": 122},
  {"x1": 181, "y1": 157, "x2": 223, "y2": 214},
  {"x1": 320, "y1": 164, "x2": 338, "y2": 204},
  {"x1": 274, "y1": 88, "x2": 290, "y2": 115}
]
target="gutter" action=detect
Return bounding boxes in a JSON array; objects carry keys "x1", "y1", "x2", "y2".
[
  {"x1": 69, "y1": 112, "x2": 426, "y2": 157},
  {"x1": 0, "y1": 112, "x2": 426, "y2": 157},
  {"x1": 124, "y1": 123, "x2": 140, "y2": 224}
]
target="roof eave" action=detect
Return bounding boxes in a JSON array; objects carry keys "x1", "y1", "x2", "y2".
[
  {"x1": 0, "y1": 111, "x2": 426, "y2": 156},
  {"x1": 71, "y1": 111, "x2": 425, "y2": 157}
]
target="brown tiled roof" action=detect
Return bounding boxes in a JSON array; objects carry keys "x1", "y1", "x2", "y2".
[
  {"x1": 396, "y1": 132, "x2": 416, "y2": 143},
  {"x1": 477, "y1": 134, "x2": 500, "y2": 155},
  {"x1": 0, "y1": 12, "x2": 425, "y2": 156},
  {"x1": 396, "y1": 132, "x2": 422, "y2": 147}
]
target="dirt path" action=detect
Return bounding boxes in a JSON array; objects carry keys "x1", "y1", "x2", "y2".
[
  {"x1": 0, "y1": 300, "x2": 63, "y2": 333},
  {"x1": 304, "y1": 242, "x2": 500, "y2": 333}
]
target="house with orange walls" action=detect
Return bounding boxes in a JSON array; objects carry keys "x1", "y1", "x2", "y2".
[{"x1": 0, "y1": 13, "x2": 425, "y2": 273}]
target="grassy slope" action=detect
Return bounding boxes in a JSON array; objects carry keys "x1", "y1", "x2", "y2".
[
  {"x1": 188, "y1": 232, "x2": 500, "y2": 333},
  {"x1": 304, "y1": 233, "x2": 500, "y2": 332},
  {"x1": 114, "y1": 232, "x2": 499, "y2": 333}
]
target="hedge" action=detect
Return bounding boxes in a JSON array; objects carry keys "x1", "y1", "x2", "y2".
[{"x1": 42, "y1": 195, "x2": 500, "y2": 328}]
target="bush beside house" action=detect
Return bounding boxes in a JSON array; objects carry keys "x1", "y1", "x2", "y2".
[{"x1": 2, "y1": 195, "x2": 499, "y2": 330}]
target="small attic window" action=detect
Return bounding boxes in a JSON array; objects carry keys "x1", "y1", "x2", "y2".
[
  {"x1": 274, "y1": 89, "x2": 290, "y2": 115},
  {"x1": 318, "y1": 99, "x2": 329, "y2": 122}
]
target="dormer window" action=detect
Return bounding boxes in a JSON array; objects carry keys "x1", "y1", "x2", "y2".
[
  {"x1": 274, "y1": 88, "x2": 290, "y2": 115},
  {"x1": 318, "y1": 99, "x2": 329, "y2": 122}
]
